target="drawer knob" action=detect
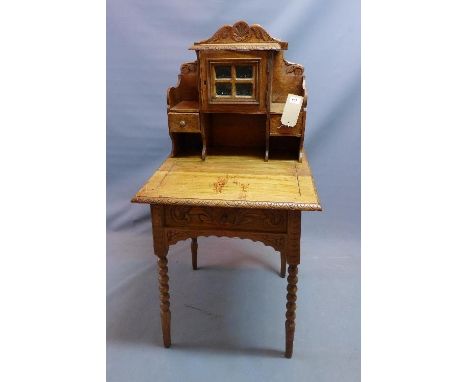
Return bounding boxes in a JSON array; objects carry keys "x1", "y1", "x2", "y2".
[{"x1": 179, "y1": 120, "x2": 186, "y2": 128}]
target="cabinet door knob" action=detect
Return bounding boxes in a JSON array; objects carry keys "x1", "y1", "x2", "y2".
[{"x1": 179, "y1": 120, "x2": 186, "y2": 127}]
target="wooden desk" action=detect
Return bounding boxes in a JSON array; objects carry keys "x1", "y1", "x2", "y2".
[{"x1": 132, "y1": 153, "x2": 321, "y2": 358}]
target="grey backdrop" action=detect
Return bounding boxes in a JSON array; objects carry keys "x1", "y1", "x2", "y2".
[{"x1": 107, "y1": 1, "x2": 360, "y2": 381}]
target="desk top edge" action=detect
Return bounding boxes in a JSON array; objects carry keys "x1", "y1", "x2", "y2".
[{"x1": 131, "y1": 195, "x2": 322, "y2": 211}]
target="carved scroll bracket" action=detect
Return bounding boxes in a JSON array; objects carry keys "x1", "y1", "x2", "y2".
[
  {"x1": 283, "y1": 59, "x2": 304, "y2": 76},
  {"x1": 166, "y1": 228, "x2": 286, "y2": 253},
  {"x1": 180, "y1": 61, "x2": 197, "y2": 74}
]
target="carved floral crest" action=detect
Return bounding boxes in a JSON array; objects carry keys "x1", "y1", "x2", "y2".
[{"x1": 193, "y1": 21, "x2": 288, "y2": 49}]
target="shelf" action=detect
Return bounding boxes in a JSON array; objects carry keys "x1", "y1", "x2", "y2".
[
  {"x1": 170, "y1": 100, "x2": 199, "y2": 113},
  {"x1": 169, "y1": 102, "x2": 286, "y2": 115},
  {"x1": 270, "y1": 102, "x2": 285, "y2": 114}
]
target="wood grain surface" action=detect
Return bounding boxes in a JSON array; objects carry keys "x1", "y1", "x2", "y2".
[{"x1": 132, "y1": 153, "x2": 321, "y2": 211}]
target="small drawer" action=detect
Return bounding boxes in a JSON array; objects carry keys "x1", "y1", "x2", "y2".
[
  {"x1": 269, "y1": 113, "x2": 303, "y2": 136},
  {"x1": 168, "y1": 112, "x2": 200, "y2": 133}
]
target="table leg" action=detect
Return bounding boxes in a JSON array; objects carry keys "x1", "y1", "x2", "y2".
[
  {"x1": 280, "y1": 252, "x2": 286, "y2": 278},
  {"x1": 285, "y1": 264, "x2": 298, "y2": 358},
  {"x1": 151, "y1": 205, "x2": 172, "y2": 348},
  {"x1": 158, "y1": 249, "x2": 171, "y2": 348},
  {"x1": 191, "y1": 237, "x2": 198, "y2": 270}
]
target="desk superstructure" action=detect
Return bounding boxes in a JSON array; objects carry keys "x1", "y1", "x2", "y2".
[{"x1": 167, "y1": 21, "x2": 308, "y2": 162}]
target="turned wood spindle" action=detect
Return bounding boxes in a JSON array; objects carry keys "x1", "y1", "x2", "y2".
[
  {"x1": 285, "y1": 264, "x2": 298, "y2": 358},
  {"x1": 158, "y1": 254, "x2": 171, "y2": 348}
]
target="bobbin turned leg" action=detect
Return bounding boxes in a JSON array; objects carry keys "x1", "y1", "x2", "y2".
[
  {"x1": 284, "y1": 210, "x2": 301, "y2": 358},
  {"x1": 280, "y1": 252, "x2": 286, "y2": 278},
  {"x1": 151, "y1": 205, "x2": 171, "y2": 348},
  {"x1": 285, "y1": 264, "x2": 298, "y2": 358},
  {"x1": 191, "y1": 237, "x2": 198, "y2": 270},
  {"x1": 158, "y1": 250, "x2": 171, "y2": 348}
]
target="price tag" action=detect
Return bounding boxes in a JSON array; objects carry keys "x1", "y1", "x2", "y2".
[
  {"x1": 289, "y1": 96, "x2": 301, "y2": 105},
  {"x1": 280, "y1": 94, "x2": 303, "y2": 127}
]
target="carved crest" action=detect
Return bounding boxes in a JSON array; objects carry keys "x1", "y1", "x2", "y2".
[
  {"x1": 283, "y1": 59, "x2": 304, "y2": 75},
  {"x1": 180, "y1": 62, "x2": 197, "y2": 74},
  {"x1": 194, "y1": 21, "x2": 288, "y2": 49}
]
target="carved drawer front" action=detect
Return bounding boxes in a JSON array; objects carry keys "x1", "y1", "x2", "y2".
[
  {"x1": 168, "y1": 112, "x2": 200, "y2": 133},
  {"x1": 164, "y1": 206, "x2": 288, "y2": 233},
  {"x1": 269, "y1": 113, "x2": 303, "y2": 136}
]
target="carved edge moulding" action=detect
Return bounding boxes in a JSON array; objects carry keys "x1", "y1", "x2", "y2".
[{"x1": 132, "y1": 196, "x2": 322, "y2": 211}]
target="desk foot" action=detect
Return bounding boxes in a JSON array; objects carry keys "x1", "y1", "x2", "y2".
[
  {"x1": 161, "y1": 311, "x2": 171, "y2": 348},
  {"x1": 285, "y1": 264, "x2": 298, "y2": 358},
  {"x1": 191, "y1": 237, "x2": 198, "y2": 270},
  {"x1": 158, "y1": 255, "x2": 172, "y2": 347}
]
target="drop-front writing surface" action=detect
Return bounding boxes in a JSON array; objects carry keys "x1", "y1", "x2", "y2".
[{"x1": 132, "y1": 153, "x2": 321, "y2": 211}]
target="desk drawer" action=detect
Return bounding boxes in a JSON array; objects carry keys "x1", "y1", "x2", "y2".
[
  {"x1": 269, "y1": 114, "x2": 303, "y2": 136},
  {"x1": 168, "y1": 112, "x2": 200, "y2": 133},
  {"x1": 164, "y1": 206, "x2": 288, "y2": 233}
]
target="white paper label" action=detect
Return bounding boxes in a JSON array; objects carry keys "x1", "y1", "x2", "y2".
[
  {"x1": 289, "y1": 96, "x2": 301, "y2": 105},
  {"x1": 280, "y1": 94, "x2": 303, "y2": 127}
]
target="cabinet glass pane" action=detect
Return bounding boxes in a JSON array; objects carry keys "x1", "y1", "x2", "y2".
[
  {"x1": 215, "y1": 83, "x2": 232, "y2": 96},
  {"x1": 235, "y1": 83, "x2": 253, "y2": 96},
  {"x1": 215, "y1": 66, "x2": 231, "y2": 79},
  {"x1": 235, "y1": 65, "x2": 253, "y2": 79}
]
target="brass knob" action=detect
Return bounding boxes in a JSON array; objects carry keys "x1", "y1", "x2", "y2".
[{"x1": 179, "y1": 120, "x2": 186, "y2": 127}]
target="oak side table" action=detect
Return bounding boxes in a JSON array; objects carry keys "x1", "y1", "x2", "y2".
[{"x1": 132, "y1": 153, "x2": 321, "y2": 358}]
